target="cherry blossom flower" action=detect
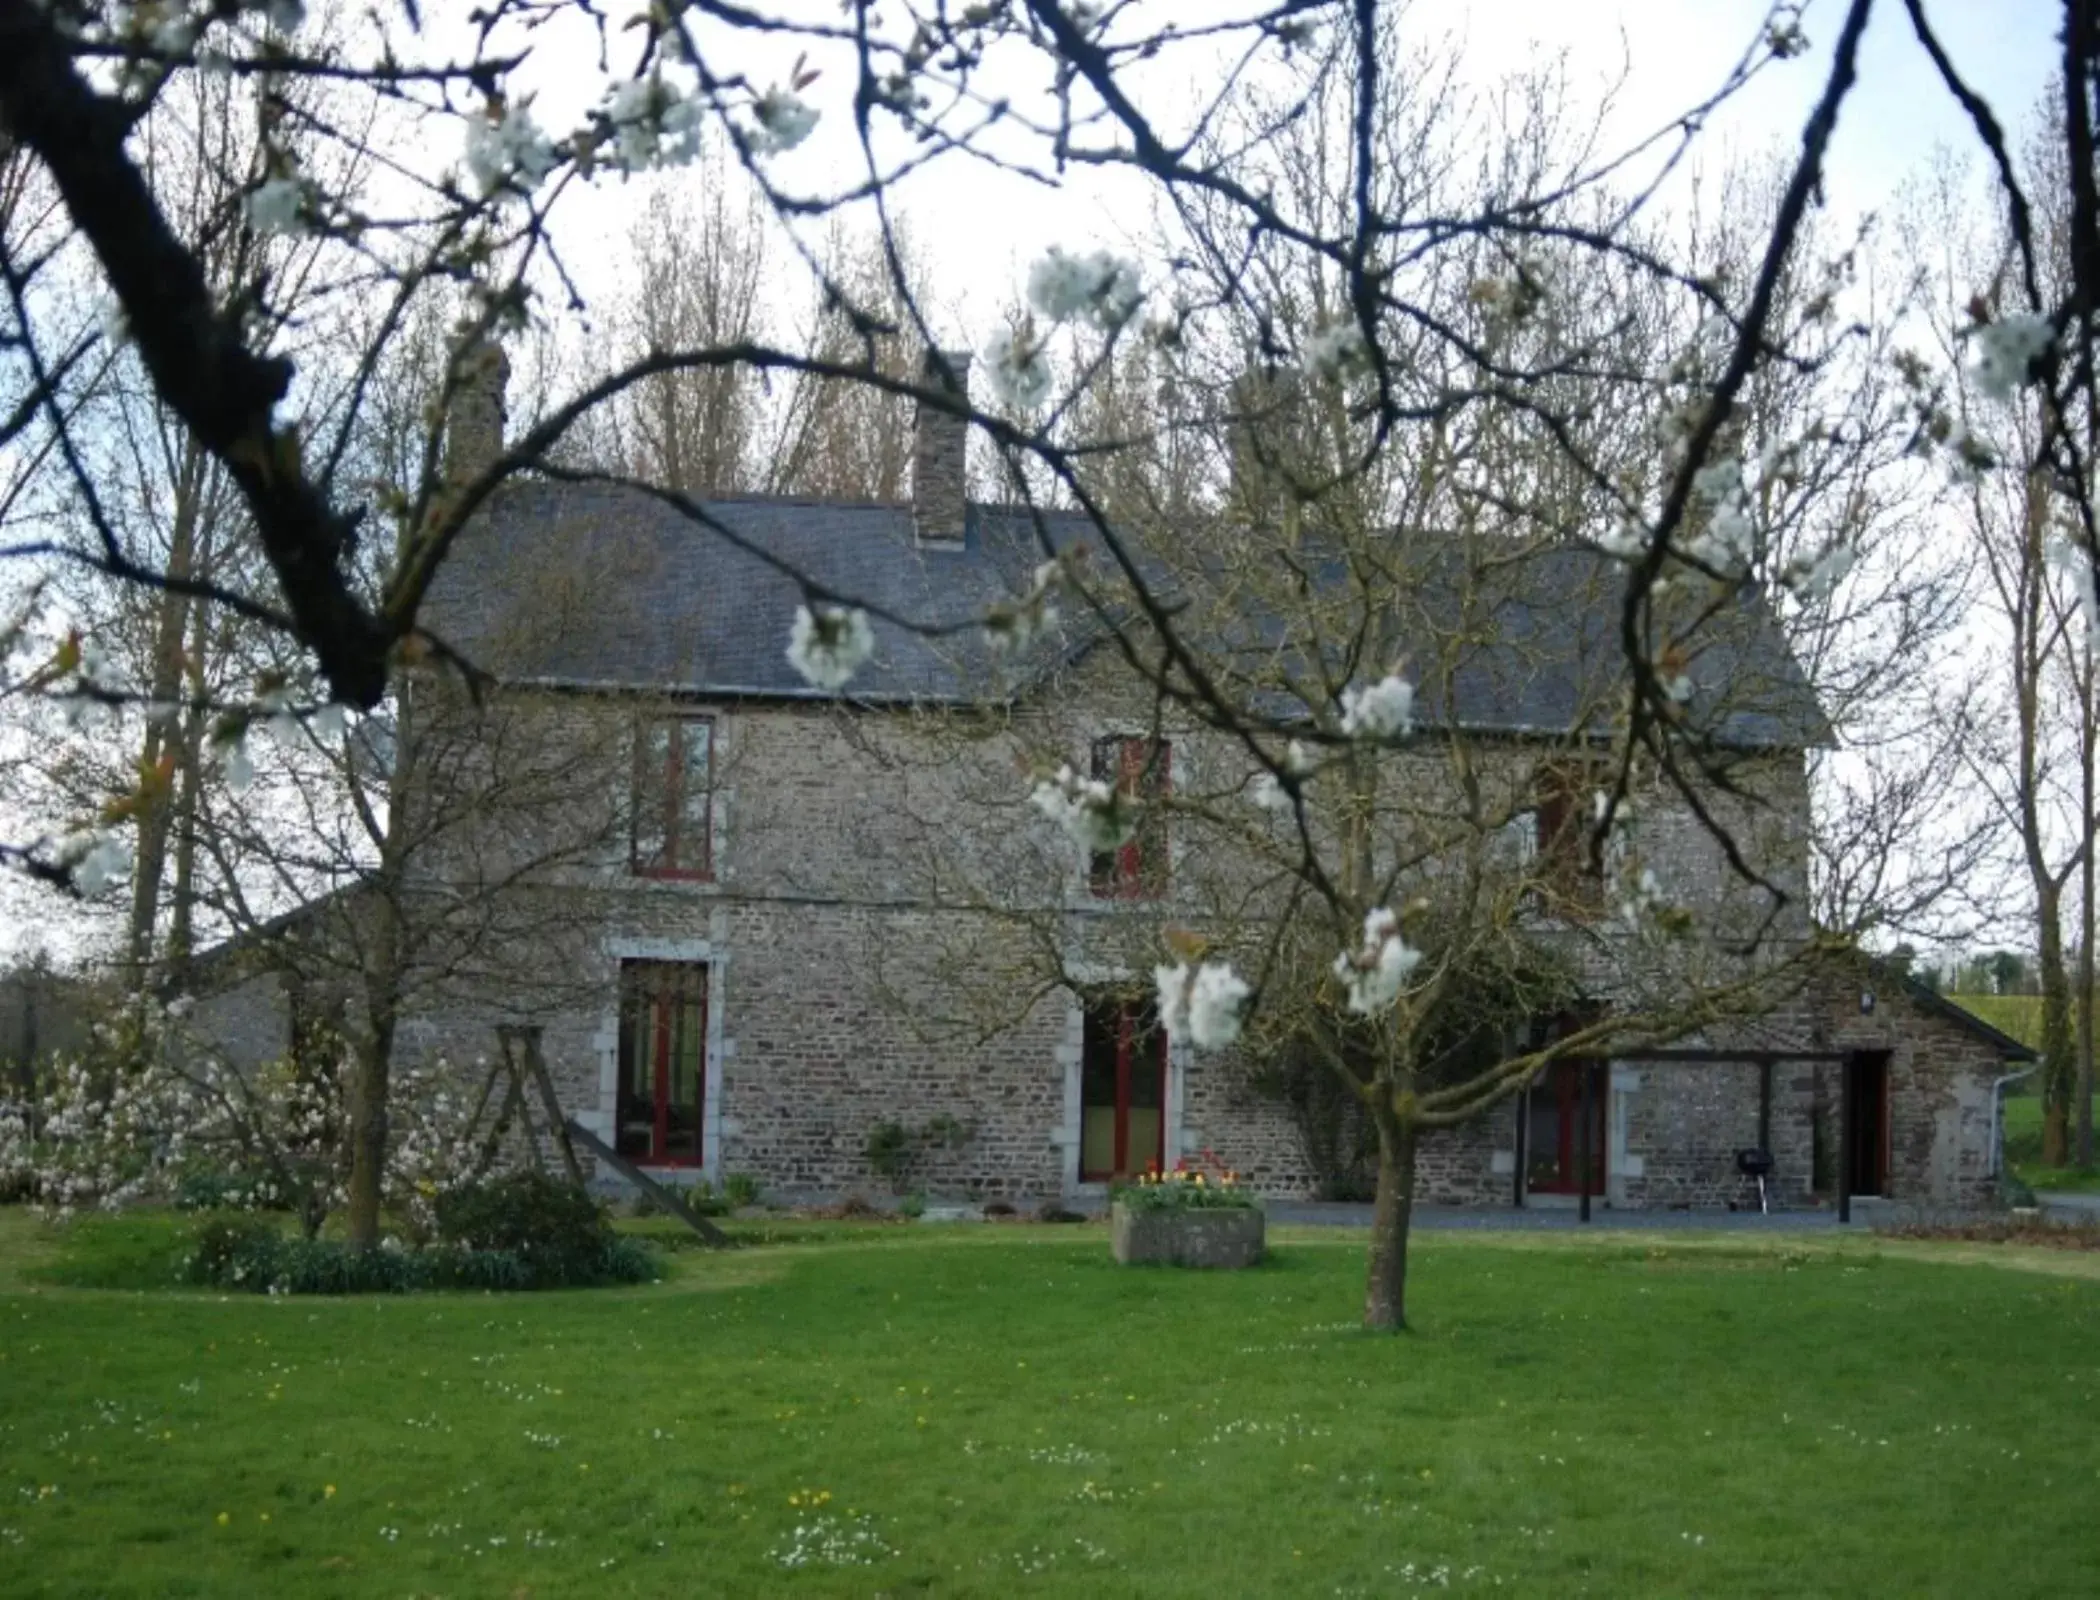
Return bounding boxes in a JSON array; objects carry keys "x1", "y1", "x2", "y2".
[
  {"x1": 1026, "y1": 248, "x2": 1144, "y2": 330},
  {"x1": 1304, "y1": 318, "x2": 1369, "y2": 382},
  {"x1": 747, "y1": 87, "x2": 820, "y2": 156},
  {"x1": 245, "y1": 176, "x2": 309, "y2": 236},
  {"x1": 786, "y1": 604, "x2": 875, "y2": 690},
  {"x1": 602, "y1": 77, "x2": 703, "y2": 170},
  {"x1": 1971, "y1": 312, "x2": 2053, "y2": 401},
  {"x1": 1332, "y1": 907, "x2": 1422, "y2": 1015},
  {"x1": 1780, "y1": 540, "x2": 1856, "y2": 602},
  {"x1": 1156, "y1": 961, "x2": 1252, "y2": 1050},
  {"x1": 984, "y1": 560, "x2": 1066, "y2": 654},
  {"x1": 463, "y1": 104, "x2": 560, "y2": 197},
  {"x1": 1339, "y1": 674, "x2": 1414, "y2": 740},
  {"x1": 983, "y1": 325, "x2": 1053, "y2": 411},
  {"x1": 1031, "y1": 764, "x2": 1137, "y2": 853}
]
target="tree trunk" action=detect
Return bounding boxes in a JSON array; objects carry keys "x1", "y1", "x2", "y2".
[
  {"x1": 343, "y1": 1030, "x2": 392, "y2": 1250},
  {"x1": 1363, "y1": 1113, "x2": 1418, "y2": 1331},
  {"x1": 2080, "y1": 653, "x2": 2096, "y2": 1168},
  {"x1": 2080, "y1": 839, "x2": 2096, "y2": 1170},
  {"x1": 2039, "y1": 881, "x2": 2074, "y2": 1168}
]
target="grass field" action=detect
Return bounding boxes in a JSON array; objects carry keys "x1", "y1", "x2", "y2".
[
  {"x1": 2002, "y1": 1091, "x2": 2100, "y2": 1193},
  {"x1": 3, "y1": 1210, "x2": 2099, "y2": 1598}
]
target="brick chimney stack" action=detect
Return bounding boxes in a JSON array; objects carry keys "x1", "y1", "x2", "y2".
[
  {"x1": 912, "y1": 348, "x2": 971, "y2": 547},
  {"x1": 445, "y1": 338, "x2": 511, "y2": 483}
]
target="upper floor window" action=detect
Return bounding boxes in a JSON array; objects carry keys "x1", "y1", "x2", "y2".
[
  {"x1": 1533, "y1": 760, "x2": 1603, "y2": 910},
  {"x1": 1089, "y1": 735, "x2": 1170, "y2": 899},
  {"x1": 633, "y1": 715, "x2": 713, "y2": 879}
]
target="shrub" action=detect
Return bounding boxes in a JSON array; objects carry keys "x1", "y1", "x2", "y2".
[
  {"x1": 184, "y1": 1214, "x2": 286, "y2": 1288},
  {"x1": 433, "y1": 1171, "x2": 608, "y2": 1256},
  {"x1": 722, "y1": 1171, "x2": 762, "y2": 1209},
  {"x1": 174, "y1": 1167, "x2": 295, "y2": 1214},
  {"x1": 182, "y1": 1210, "x2": 657, "y2": 1295}
]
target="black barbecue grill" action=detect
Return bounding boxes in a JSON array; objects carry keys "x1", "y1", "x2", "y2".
[{"x1": 1735, "y1": 1147, "x2": 1774, "y2": 1214}]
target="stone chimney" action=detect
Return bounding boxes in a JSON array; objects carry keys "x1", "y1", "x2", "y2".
[
  {"x1": 445, "y1": 338, "x2": 510, "y2": 482},
  {"x1": 912, "y1": 348, "x2": 971, "y2": 547}
]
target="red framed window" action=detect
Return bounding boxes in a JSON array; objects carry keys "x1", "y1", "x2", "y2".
[
  {"x1": 632, "y1": 715, "x2": 713, "y2": 879},
  {"x1": 1079, "y1": 997, "x2": 1168, "y2": 1181},
  {"x1": 616, "y1": 960, "x2": 707, "y2": 1166},
  {"x1": 1088, "y1": 735, "x2": 1170, "y2": 899}
]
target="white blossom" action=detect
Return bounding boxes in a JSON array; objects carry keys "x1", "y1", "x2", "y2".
[
  {"x1": 1684, "y1": 457, "x2": 1756, "y2": 573},
  {"x1": 1304, "y1": 317, "x2": 1370, "y2": 383},
  {"x1": 97, "y1": 294, "x2": 129, "y2": 349},
  {"x1": 464, "y1": 104, "x2": 560, "y2": 197},
  {"x1": 786, "y1": 604, "x2": 875, "y2": 691},
  {"x1": 1332, "y1": 907, "x2": 1422, "y2": 1016},
  {"x1": 982, "y1": 325, "x2": 1053, "y2": 411},
  {"x1": 245, "y1": 176, "x2": 309, "y2": 236},
  {"x1": 1779, "y1": 540, "x2": 1857, "y2": 602},
  {"x1": 1597, "y1": 520, "x2": 1647, "y2": 560},
  {"x1": 603, "y1": 77, "x2": 703, "y2": 170},
  {"x1": 1665, "y1": 672, "x2": 1695, "y2": 705},
  {"x1": 1030, "y1": 764, "x2": 1137, "y2": 854},
  {"x1": 1618, "y1": 864, "x2": 1668, "y2": 929},
  {"x1": 58, "y1": 830, "x2": 131, "y2": 896},
  {"x1": 1156, "y1": 961, "x2": 1252, "y2": 1051},
  {"x1": 1249, "y1": 772, "x2": 1292, "y2": 811},
  {"x1": 984, "y1": 560, "x2": 1065, "y2": 655},
  {"x1": 1026, "y1": 247, "x2": 1144, "y2": 331},
  {"x1": 249, "y1": 0, "x2": 304, "y2": 31},
  {"x1": 1339, "y1": 674, "x2": 1414, "y2": 740},
  {"x1": 747, "y1": 87, "x2": 820, "y2": 156},
  {"x1": 1971, "y1": 312, "x2": 2053, "y2": 401},
  {"x1": 2049, "y1": 535, "x2": 2100, "y2": 655},
  {"x1": 218, "y1": 731, "x2": 254, "y2": 793}
]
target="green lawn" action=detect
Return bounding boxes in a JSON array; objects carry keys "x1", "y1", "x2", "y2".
[
  {"x1": 2003, "y1": 1092, "x2": 2100, "y2": 1193},
  {"x1": 3, "y1": 1212, "x2": 2098, "y2": 1597}
]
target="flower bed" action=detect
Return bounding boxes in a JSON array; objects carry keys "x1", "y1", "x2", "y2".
[{"x1": 1110, "y1": 1160, "x2": 1264, "y2": 1268}]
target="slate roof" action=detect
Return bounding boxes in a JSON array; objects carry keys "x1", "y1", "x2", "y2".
[{"x1": 425, "y1": 481, "x2": 1829, "y2": 749}]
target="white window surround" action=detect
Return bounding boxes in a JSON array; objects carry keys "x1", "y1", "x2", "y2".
[
  {"x1": 1050, "y1": 971, "x2": 1189, "y2": 1198},
  {"x1": 590, "y1": 936, "x2": 731, "y2": 1182}
]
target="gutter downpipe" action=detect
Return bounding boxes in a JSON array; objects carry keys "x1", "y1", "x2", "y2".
[{"x1": 1989, "y1": 1067, "x2": 2037, "y2": 1180}]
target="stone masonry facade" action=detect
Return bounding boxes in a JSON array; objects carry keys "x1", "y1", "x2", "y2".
[{"x1": 188, "y1": 675, "x2": 2020, "y2": 1212}]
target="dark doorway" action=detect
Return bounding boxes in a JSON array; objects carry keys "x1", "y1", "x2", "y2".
[
  {"x1": 1525, "y1": 1060, "x2": 1605, "y2": 1195},
  {"x1": 616, "y1": 960, "x2": 708, "y2": 1166},
  {"x1": 1846, "y1": 1051, "x2": 1890, "y2": 1197},
  {"x1": 1080, "y1": 998, "x2": 1167, "y2": 1181}
]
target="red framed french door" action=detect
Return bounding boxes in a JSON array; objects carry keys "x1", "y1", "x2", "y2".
[
  {"x1": 1080, "y1": 999, "x2": 1168, "y2": 1181},
  {"x1": 1525, "y1": 1059, "x2": 1605, "y2": 1195},
  {"x1": 616, "y1": 961, "x2": 708, "y2": 1166}
]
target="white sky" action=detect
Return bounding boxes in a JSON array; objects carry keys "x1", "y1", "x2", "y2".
[
  {"x1": 518, "y1": 0, "x2": 2064, "y2": 342},
  {"x1": 0, "y1": 0, "x2": 2065, "y2": 966}
]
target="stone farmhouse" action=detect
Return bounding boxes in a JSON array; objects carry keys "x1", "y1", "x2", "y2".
[{"x1": 194, "y1": 349, "x2": 2031, "y2": 1215}]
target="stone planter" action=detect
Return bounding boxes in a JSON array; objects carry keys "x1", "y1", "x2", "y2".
[{"x1": 1110, "y1": 1201, "x2": 1265, "y2": 1268}]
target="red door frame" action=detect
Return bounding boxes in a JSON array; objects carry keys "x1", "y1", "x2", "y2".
[
  {"x1": 1528, "y1": 1060, "x2": 1605, "y2": 1194},
  {"x1": 1082, "y1": 1002, "x2": 1167, "y2": 1181},
  {"x1": 624, "y1": 963, "x2": 707, "y2": 1167}
]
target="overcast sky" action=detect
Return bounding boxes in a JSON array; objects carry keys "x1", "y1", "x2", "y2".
[
  {"x1": 512, "y1": 0, "x2": 2065, "y2": 345},
  {"x1": 0, "y1": 1, "x2": 2066, "y2": 966}
]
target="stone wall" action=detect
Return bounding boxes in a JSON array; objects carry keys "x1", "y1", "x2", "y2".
[{"x1": 177, "y1": 678, "x2": 2013, "y2": 1211}]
